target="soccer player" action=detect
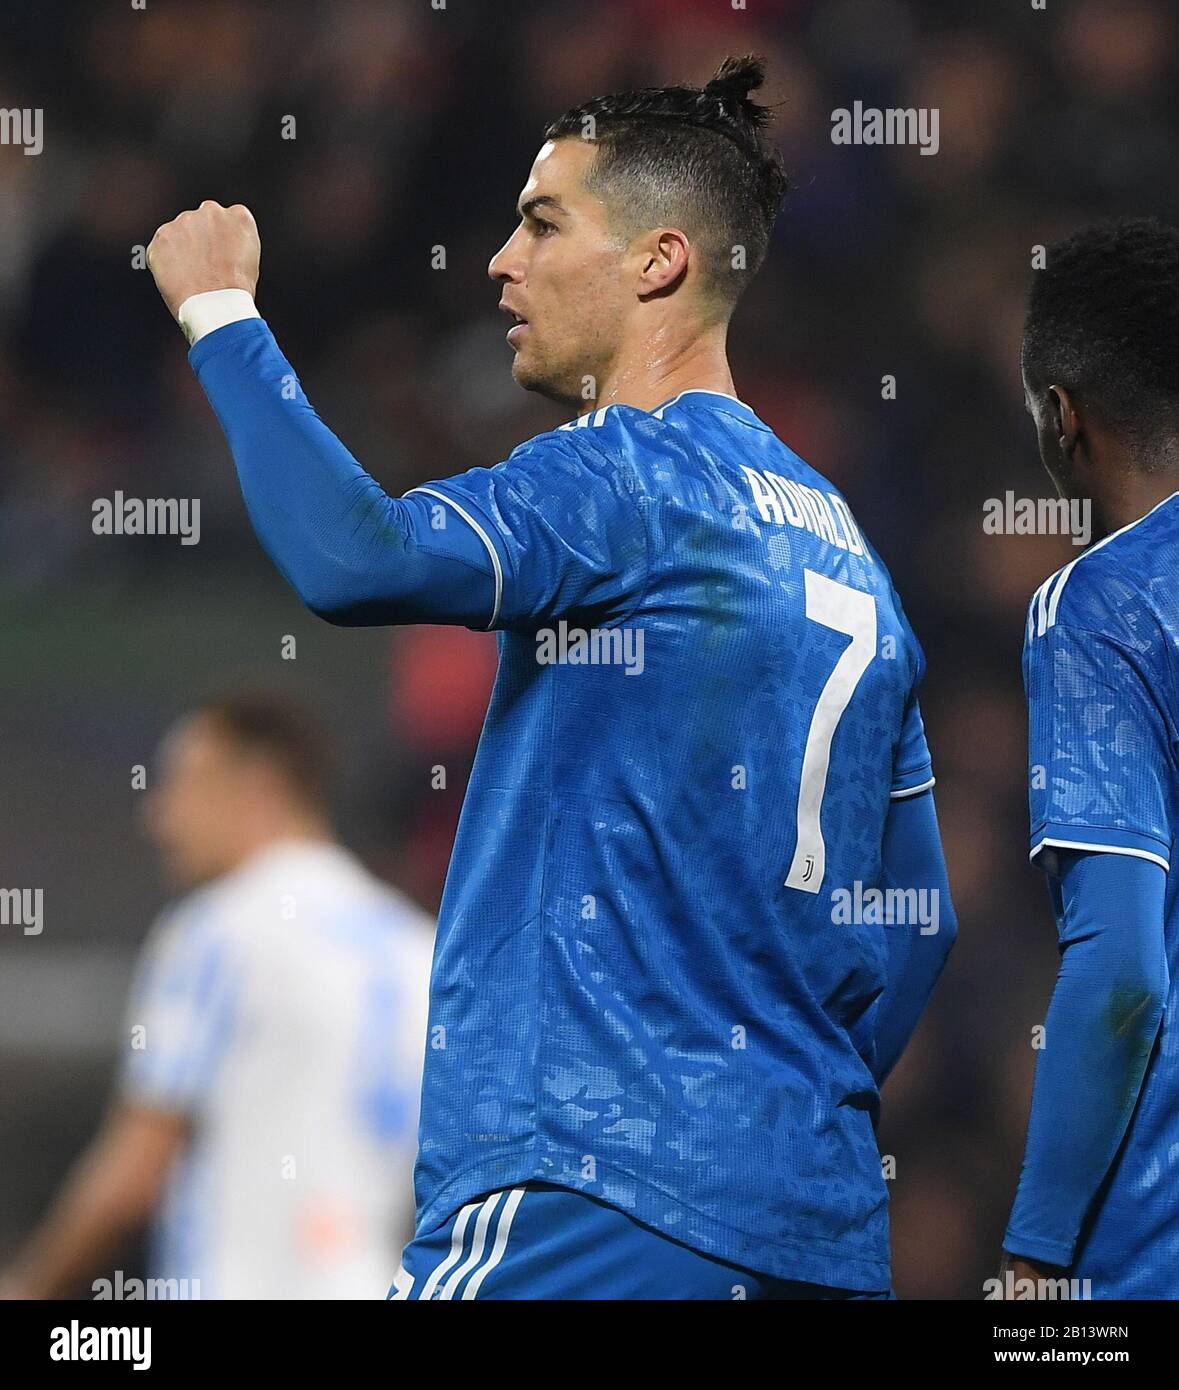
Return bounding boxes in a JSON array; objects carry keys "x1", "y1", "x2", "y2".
[
  {"x1": 1, "y1": 695, "x2": 433, "y2": 1299},
  {"x1": 1004, "y1": 218, "x2": 1179, "y2": 1299},
  {"x1": 144, "y1": 57, "x2": 956, "y2": 1299}
]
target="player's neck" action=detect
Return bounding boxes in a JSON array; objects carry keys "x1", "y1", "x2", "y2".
[
  {"x1": 229, "y1": 815, "x2": 335, "y2": 872},
  {"x1": 581, "y1": 320, "x2": 736, "y2": 416},
  {"x1": 1087, "y1": 466, "x2": 1179, "y2": 540}
]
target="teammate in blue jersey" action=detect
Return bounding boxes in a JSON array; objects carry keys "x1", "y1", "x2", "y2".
[
  {"x1": 145, "y1": 56, "x2": 956, "y2": 1299},
  {"x1": 1004, "y1": 218, "x2": 1179, "y2": 1299}
]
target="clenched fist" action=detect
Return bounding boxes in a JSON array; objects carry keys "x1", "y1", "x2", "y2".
[{"x1": 146, "y1": 200, "x2": 261, "y2": 321}]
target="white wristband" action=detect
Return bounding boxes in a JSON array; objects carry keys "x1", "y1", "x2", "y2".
[{"x1": 177, "y1": 288, "x2": 260, "y2": 346}]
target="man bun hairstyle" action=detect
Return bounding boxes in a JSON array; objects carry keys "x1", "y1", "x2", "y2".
[
  {"x1": 702, "y1": 53, "x2": 777, "y2": 139},
  {"x1": 544, "y1": 55, "x2": 789, "y2": 314}
]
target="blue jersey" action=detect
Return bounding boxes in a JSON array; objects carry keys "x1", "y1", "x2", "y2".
[
  {"x1": 411, "y1": 389, "x2": 932, "y2": 1291},
  {"x1": 393, "y1": 1182, "x2": 893, "y2": 1300},
  {"x1": 1025, "y1": 491, "x2": 1179, "y2": 1295}
]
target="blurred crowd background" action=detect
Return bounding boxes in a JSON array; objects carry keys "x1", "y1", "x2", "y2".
[{"x1": 1, "y1": 0, "x2": 1177, "y2": 1299}]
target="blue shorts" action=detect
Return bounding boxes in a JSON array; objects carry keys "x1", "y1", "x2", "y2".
[{"x1": 390, "y1": 1182, "x2": 893, "y2": 1300}]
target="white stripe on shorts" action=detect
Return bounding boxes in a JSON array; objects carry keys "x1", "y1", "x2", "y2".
[
  {"x1": 419, "y1": 1198, "x2": 482, "y2": 1301},
  {"x1": 462, "y1": 1187, "x2": 527, "y2": 1299},
  {"x1": 438, "y1": 1191, "x2": 504, "y2": 1299}
]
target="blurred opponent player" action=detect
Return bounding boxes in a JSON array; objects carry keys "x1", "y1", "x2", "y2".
[
  {"x1": 1, "y1": 694, "x2": 432, "y2": 1299},
  {"x1": 1005, "y1": 219, "x2": 1179, "y2": 1298},
  {"x1": 144, "y1": 58, "x2": 956, "y2": 1299}
]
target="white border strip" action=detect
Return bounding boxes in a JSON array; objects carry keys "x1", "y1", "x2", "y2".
[
  {"x1": 1030, "y1": 835, "x2": 1169, "y2": 873},
  {"x1": 408, "y1": 486, "x2": 503, "y2": 629},
  {"x1": 890, "y1": 776, "x2": 936, "y2": 800},
  {"x1": 1029, "y1": 490, "x2": 1179, "y2": 638}
]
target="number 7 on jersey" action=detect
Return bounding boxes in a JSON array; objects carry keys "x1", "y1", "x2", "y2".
[{"x1": 785, "y1": 570, "x2": 877, "y2": 893}]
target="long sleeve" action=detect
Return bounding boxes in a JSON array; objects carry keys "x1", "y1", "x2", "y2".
[
  {"x1": 871, "y1": 788, "x2": 958, "y2": 1085},
  {"x1": 1004, "y1": 847, "x2": 1167, "y2": 1266},
  {"x1": 189, "y1": 317, "x2": 648, "y2": 632},
  {"x1": 189, "y1": 317, "x2": 499, "y2": 627}
]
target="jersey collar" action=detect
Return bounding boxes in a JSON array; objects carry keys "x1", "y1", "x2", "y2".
[
  {"x1": 562, "y1": 388, "x2": 765, "y2": 431},
  {"x1": 648, "y1": 388, "x2": 765, "y2": 426}
]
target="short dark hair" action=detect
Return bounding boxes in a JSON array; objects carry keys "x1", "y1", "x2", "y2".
[
  {"x1": 1023, "y1": 217, "x2": 1179, "y2": 438},
  {"x1": 543, "y1": 54, "x2": 789, "y2": 313},
  {"x1": 197, "y1": 692, "x2": 335, "y2": 809}
]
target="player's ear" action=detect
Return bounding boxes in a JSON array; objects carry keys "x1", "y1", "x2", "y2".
[
  {"x1": 1049, "y1": 385, "x2": 1081, "y2": 461},
  {"x1": 636, "y1": 228, "x2": 690, "y2": 298}
]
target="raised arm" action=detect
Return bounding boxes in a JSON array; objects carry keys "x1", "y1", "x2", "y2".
[
  {"x1": 145, "y1": 202, "x2": 646, "y2": 633},
  {"x1": 146, "y1": 202, "x2": 499, "y2": 627}
]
